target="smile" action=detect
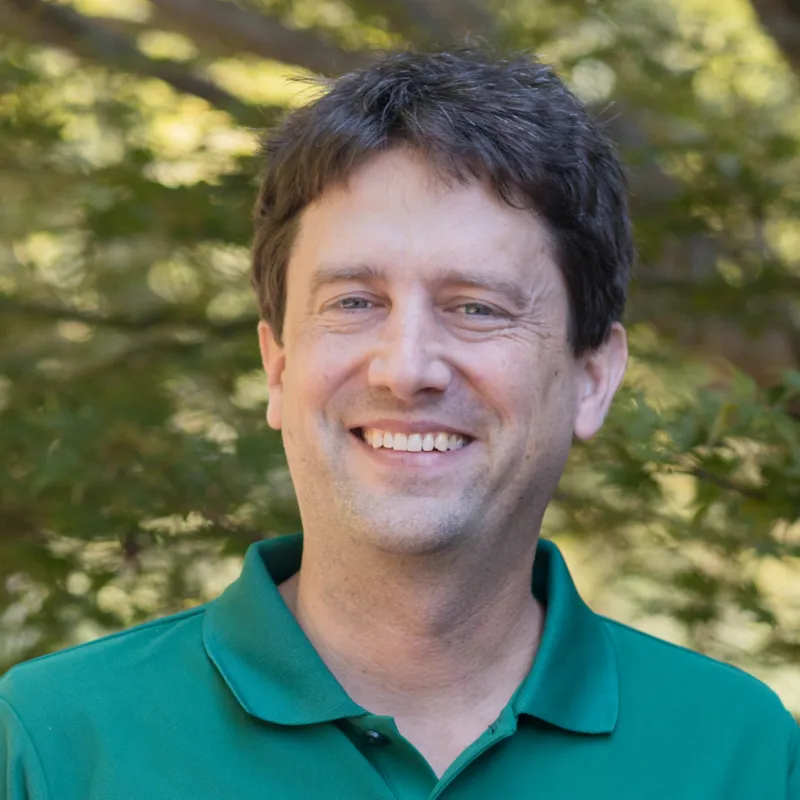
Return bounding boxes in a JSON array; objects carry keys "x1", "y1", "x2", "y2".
[{"x1": 352, "y1": 428, "x2": 471, "y2": 452}]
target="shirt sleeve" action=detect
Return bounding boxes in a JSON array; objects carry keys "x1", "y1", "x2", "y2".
[{"x1": 0, "y1": 698, "x2": 51, "y2": 800}]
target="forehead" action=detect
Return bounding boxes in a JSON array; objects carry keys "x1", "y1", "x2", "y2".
[{"x1": 287, "y1": 149, "x2": 557, "y2": 292}]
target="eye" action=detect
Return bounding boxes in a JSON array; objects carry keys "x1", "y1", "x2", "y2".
[
  {"x1": 459, "y1": 302, "x2": 498, "y2": 317},
  {"x1": 333, "y1": 296, "x2": 373, "y2": 310}
]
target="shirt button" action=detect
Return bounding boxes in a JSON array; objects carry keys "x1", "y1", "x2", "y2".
[{"x1": 363, "y1": 730, "x2": 390, "y2": 746}]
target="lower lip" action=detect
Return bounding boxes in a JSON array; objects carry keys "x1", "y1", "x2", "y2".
[{"x1": 350, "y1": 432, "x2": 473, "y2": 466}]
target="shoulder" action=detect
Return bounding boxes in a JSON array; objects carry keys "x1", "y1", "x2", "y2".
[
  {"x1": 602, "y1": 615, "x2": 796, "y2": 731},
  {"x1": 598, "y1": 616, "x2": 799, "y2": 796},
  {"x1": 0, "y1": 605, "x2": 207, "y2": 721}
]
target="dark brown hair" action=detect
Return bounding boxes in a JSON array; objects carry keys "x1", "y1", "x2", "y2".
[{"x1": 251, "y1": 46, "x2": 633, "y2": 356}]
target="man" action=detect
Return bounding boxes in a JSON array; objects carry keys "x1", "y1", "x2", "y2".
[{"x1": 1, "y1": 47, "x2": 797, "y2": 799}]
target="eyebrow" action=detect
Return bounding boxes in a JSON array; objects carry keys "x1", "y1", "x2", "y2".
[
  {"x1": 439, "y1": 268, "x2": 531, "y2": 310},
  {"x1": 308, "y1": 263, "x2": 385, "y2": 299},
  {"x1": 308, "y1": 263, "x2": 531, "y2": 310}
]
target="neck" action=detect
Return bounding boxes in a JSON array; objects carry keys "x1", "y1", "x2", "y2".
[{"x1": 278, "y1": 532, "x2": 545, "y2": 720}]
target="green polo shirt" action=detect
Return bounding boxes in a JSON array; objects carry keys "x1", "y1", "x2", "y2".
[{"x1": 1, "y1": 534, "x2": 798, "y2": 799}]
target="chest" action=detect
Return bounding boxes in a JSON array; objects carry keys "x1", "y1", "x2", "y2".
[{"x1": 41, "y1": 707, "x2": 788, "y2": 800}]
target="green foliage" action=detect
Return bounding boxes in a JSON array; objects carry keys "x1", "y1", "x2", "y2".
[{"x1": 0, "y1": 0, "x2": 798, "y2": 706}]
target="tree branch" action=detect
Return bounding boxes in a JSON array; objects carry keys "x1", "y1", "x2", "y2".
[
  {"x1": 0, "y1": 295, "x2": 258, "y2": 336},
  {"x1": 424, "y1": 0, "x2": 497, "y2": 39},
  {"x1": 341, "y1": 0, "x2": 449, "y2": 41},
  {"x1": 347, "y1": 0, "x2": 496, "y2": 43},
  {"x1": 599, "y1": 97, "x2": 800, "y2": 384},
  {"x1": 749, "y1": 0, "x2": 800, "y2": 72},
  {"x1": 690, "y1": 467, "x2": 766, "y2": 501},
  {"x1": 147, "y1": 0, "x2": 370, "y2": 75},
  {"x1": 633, "y1": 270, "x2": 800, "y2": 299},
  {"x1": 0, "y1": 0, "x2": 268, "y2": 126}
]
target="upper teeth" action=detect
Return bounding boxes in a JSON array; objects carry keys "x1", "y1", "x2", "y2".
[{"x1": 362, "y1": 429, "x2": 468, "y2": 452}]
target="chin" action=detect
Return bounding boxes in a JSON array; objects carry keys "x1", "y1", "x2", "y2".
[{"x1": 346, "y1": 504, "x2": 473, "y2": 556}]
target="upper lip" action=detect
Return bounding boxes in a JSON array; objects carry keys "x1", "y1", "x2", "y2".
[{"x1": 350, "y1": 420, "x2": 474, "y2": 438}]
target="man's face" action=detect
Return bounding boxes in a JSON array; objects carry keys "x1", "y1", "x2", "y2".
[{"x1": 259, "y1": 148, "x2": 626, "y2": 555}]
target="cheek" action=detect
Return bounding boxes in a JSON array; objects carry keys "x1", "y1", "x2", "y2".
[
  {"x1": 469, "y1": 348, "x2": 545, "y2": 415},
  {"x1": 475, "y1": 349, "x2": 574, "y2": 440},
  {"x1": 283, "y1": 341, "x2": 356, "y2": 430},
  {"x1": 288, "y1": 332, "x2": 338, "y2": 392}
]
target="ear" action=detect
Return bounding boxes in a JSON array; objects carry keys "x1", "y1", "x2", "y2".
[
  {"x1": 257, "y1": 320, "x2": 286, "y2": 431},
  {"x1": 573, "y1": 322, "x2": 628, "y2": 441}
]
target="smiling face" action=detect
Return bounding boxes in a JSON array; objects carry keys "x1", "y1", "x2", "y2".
[{"x1": 258, "y1": 148, "x2": 627, "y2": 556}]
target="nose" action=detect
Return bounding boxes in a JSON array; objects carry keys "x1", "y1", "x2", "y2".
[{"x1": 367, "y1": 300, "x2": 452, "y2": 401}]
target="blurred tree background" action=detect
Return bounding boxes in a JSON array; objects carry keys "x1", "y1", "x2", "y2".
[{"x1": 1, "y1": 0, "x2": 799, "y2": 710}]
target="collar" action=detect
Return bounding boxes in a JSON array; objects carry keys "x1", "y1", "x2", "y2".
[
  {"x1": 512, "y1": 540, "x2": 619, "y2": 734},
  {"x1": 202, "y1": 534, "x2": 619, "y2": 734}
]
